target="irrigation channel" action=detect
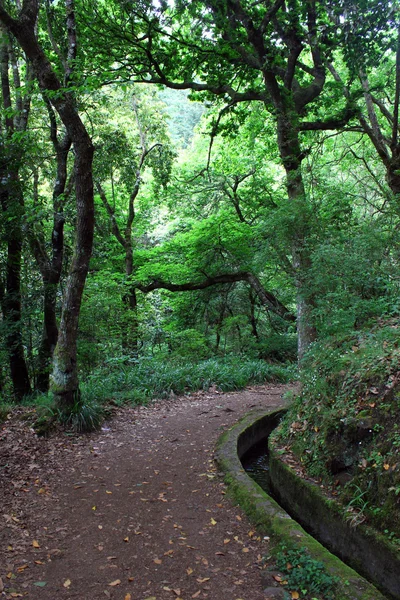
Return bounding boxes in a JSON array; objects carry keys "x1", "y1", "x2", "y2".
[{"x1": 239, "y1": 413, "x2": 400, "y2": 600}]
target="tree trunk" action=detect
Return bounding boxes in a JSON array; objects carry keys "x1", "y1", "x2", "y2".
[
  {"x1": 32, "y1": 136, "x2": 71, "y2": 392},
  {"x1": 122, "y1": 244, "x2": 139, "y2": 356},
  {"x1": 51, "y1": 137, "x2": 94, "y2": 406},
  {"x1": 275, "y1": 111, "x2": 317, "y2": 358},
  {"x1": 0, "y1": 29, "x2": 31, "y2": 400}
]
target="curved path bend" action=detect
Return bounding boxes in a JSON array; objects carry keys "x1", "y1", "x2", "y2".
[{"x1": 0, "y1": 385, "x2": 289, "y2": 600}]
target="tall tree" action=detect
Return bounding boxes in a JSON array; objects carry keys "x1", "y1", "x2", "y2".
[
  {"x1": 0, "y1": 22, "x2": 32, "y2": 399},
  {"x1": 0, "y1": 0, "x2": 94, "y2": 406}
]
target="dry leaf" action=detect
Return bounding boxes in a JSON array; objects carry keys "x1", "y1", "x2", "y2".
[
  {"x1": 192, "y1": 592, "x2": 201, "y2": 598},
  {"x1": 17, "y1": 565, "x2": 28, "y2": 572},
  {"x1": 223, "y1": 538, "x2": 230, "y2": 544},
  {"x1": 32, "y1": 540, "x2": 40, "y2": 548},
  {"x1": 242, "y1": 548, "x2": 249, "y2": 553},
  {"x1": 63, "y1": 579, "x2": 71, "y2": 589},
  {"x1": 291, "y1": 592, "x2": 300, "y2": 599},
  {"x1": 154, "y1": 558, "x2": 162, "y2": 565},
  {"x1": 186, "y1": 567, "x2": 193, "y2": 575},
  {"x1": 108, "y1": 579, "x2": 121, "y2": 586},
  {"x1": 125, "y1": 595, "x2": 132, "y2": 600},
  {"x1": 196, "y1": 577, "x2": 210, "y2": 583},
  {"x1": 210, "y1": 518, "x2": 217, "y2": 525}
]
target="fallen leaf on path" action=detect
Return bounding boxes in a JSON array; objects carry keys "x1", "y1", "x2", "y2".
[
  {"x1": 192, "y1": 592, "x2": 201, "y2": 598},
  {"x1": 33, "y1": 582, "x2": 47, "y2": 587},
  {"x1": 291, "y1": 592, "x2": 300, "y2": 599},
  {"x1": 154, "y1": 558, "x2": 162, "y2": 565},
  {"x1": 223, "y1": 538, "x2": 230, "y2": 544},
  {"x1": 210, "y1": 518, "x2": 217, "y2": 525},
  {"x1": 63, "y1": 579, "x2": 71, "y2": 589},
  {"x1": 186, "y1": 567, "x2": 193, "y2": 575},
  {"x1": 124, "y1": 594, "x2": 132, "y2": 600},
  {"x1": 196, "y1": 577, "x2": 210, "y2": 583},
  {"x1": 32, "y1": 540, "x2": 40, "y2": 548},
  {"x1": 108, "y1": 579, "x2": 121, "y2": 586}
]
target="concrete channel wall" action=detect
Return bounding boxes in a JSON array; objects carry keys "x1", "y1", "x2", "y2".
[{"x1": 215, "y1": 408, "x2": 390, "y2": 600}]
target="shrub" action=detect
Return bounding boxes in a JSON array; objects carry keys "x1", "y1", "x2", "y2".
[{"x1": 274, "y1": 545, "x2": 339, "y2": 599}]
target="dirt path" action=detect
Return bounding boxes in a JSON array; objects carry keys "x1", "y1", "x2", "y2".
[{"x1": 0, "y1": 384, "x2": 289, "y2": 600}]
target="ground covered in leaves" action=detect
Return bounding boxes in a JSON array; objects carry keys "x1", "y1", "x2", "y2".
[{"x1": 0, "y1": 384, "x2": 289, "y2": 600}]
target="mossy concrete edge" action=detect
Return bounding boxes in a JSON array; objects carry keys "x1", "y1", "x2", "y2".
[{"x1": 215, "y1": 408, "x2": 387, "y2": 600}]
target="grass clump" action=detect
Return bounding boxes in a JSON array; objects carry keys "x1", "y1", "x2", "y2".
[
  {"x1": 29, "y1": 391, "x2": 104, "y2": 435},
  {"x1": 272, "y1": 545, "x2": 339, "y2": 599},
  {"x1": 57, "y1": 395, "x2": 104, "y2": 433}
]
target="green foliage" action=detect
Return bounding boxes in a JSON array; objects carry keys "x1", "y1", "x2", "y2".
[
  {"x1": 273, "y1": 546, "x2": 339, "y2": 599},
  {"x1": 83, "y1": 356, "x2": 293, "y2": 406}
]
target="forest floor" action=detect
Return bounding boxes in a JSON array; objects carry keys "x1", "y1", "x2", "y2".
[{"x1": 0, "y1": 384, "x2": 290, "y2": 600}]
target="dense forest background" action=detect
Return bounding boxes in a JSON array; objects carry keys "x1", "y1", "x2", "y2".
[{"x1": 2, "y1": 0, "x2": 400, "y2": 540}]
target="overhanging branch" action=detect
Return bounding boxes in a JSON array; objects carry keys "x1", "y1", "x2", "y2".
[{"x1": 135, "y1": 271, "x2": 295, "y2": 323}]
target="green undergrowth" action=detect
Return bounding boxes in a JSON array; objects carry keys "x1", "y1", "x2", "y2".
[
  {"x1": 274, "y1": 317, "x2": 400, "y2": 542},
  {"x1": 83, "y1": 355, "x2": 294, "y2": 406}
]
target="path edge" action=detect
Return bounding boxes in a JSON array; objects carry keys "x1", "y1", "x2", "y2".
[{"x1": 214, "y1": 407, "x2": 387, "y2": 600}]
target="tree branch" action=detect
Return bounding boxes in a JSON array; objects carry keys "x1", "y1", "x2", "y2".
[{"x1": 136, "y1": 271, "x2": 295, "y2": 322}]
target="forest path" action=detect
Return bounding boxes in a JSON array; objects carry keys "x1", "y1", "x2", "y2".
[{"x1": 0, "y1": 384, "x2": 290, "y2": 600}]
